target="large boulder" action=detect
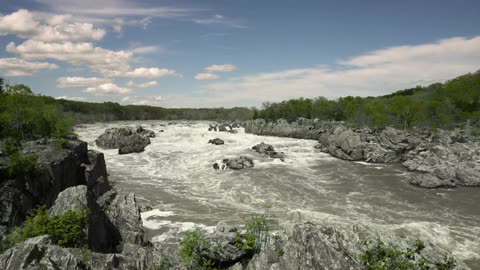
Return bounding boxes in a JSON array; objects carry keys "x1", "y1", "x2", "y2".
[
  {"x1": 0, "y1": 235, "x2": 87, "y2": 270},
  {"x1": 95, "y1": 126, "x2": 155, "y2": 154},
  {"x1": 252, "y1": 142, "x2": 285, "y2": 160},
  {"x1": 213, "y1": 157, "x2": 254, "y2": 170},
  {"x1": 100, "y1": 191, "x2": 145, "y2": 247},
  {"x1": 49, "y1": 185, "x2": 122, "y2": 253}
]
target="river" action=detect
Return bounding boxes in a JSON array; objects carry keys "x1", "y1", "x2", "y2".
[{"x1": 75, "y1": 121, "x2": 480, "y2": 268}]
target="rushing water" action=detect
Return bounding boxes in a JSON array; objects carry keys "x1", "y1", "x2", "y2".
[{"x1": 76, "y1": 121, "x2": 480, "y2": 268}]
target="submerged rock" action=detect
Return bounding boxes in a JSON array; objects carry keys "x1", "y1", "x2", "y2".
[
  {"x1": 95, "y1": 126, "x2": 155, "y2": 154},
  {"x1": 209, "y1": 138, "x2": 225, "y2": 145},
  {"x1": 252, "y1": 142, "x2": 285, "y2": 160},
  {"x1": 213, "y1": 156, "x2": 254, "y2": 170}
]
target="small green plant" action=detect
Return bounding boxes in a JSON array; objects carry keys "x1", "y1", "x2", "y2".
[
  {"x1": 359, "y1": 239, "x2": 456, "y2": 270},
  {"x1": 179, "y1": 230, "x2": 215, "y2": 270},
  {"x1": 13, "y1": 206, "x2": 90, "y2": 248},
  {"x1": 155, "y1": 257, "x2": 173, "y2": 270},
  {"x1": 80, "y1": 248, "x2": 92, "y2": 262},
  {"x1": 235, "y1": 215, "x2": 269, "y2": 255},
  {"x1": 275, "y1": 246, "x2": 285, "y2": 256}
]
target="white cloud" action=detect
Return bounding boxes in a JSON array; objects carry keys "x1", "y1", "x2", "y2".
[
  {"x1": 199, "y1": 36, "x2": 480, "y2": 106},
  {"x1": 55, "y1": 96, "x2": 87, "y2": 101},
  {"x1": 125, "y1": 67, "x2": 177, "y2": 78},
  {"x1": 205, "y1": 64, "x2": 237, "y2": 72},
  {"x1": 193, "y1": 14, "x2": 246, "y2": 28},
  {"x1": 0, "y1": 57, "x2": 58, "y2": 76},
  {"x1": 126, "y1": 80, "x2": 158, "y2": 88},
  {"x1": 57, "y1": 77, "x2": 112, "y2": 88},
  {"x1": 0, "y1": 9, "x2": 38, "y2": 37},
  {"x1": 7, "y1": 40, "x2": 132, "y2": 76},
  {"x1": 195, "y1": 73, "x2": 220, "y2": 80},
  {"x1": 130, "y1": 45, "x2": 161, "y2": 54},
  {"x1": 84, "y1": 83, "x2": 133, "y2": 95},
  {"x1": 7, "y1": 40, "x2": 176, "y2": 78},
  {"x1": 0, "y1": 9, "x2": 106, "y2": 42},
  {"x1": 34, "y1": 0, "x2": 194, "y2": 18}
]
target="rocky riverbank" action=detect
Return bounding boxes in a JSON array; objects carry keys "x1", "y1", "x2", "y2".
[{"x1": 245, "y1": 118, "x2": 480, "y2": 188}]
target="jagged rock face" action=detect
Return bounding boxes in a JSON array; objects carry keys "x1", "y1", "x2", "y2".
[
  {"x1": 95, "y1": 126, "x2": 155, "y2": 154},
  {"x1": 49, "y1": 185, "x2": 122, "y2": 253},
  {"x1": 83, "y1": 150, "x2": 110, "y2": 198},
  {"x1": 241, "y1": 222, "x2": 469, "y2": 270},
  {"x1": 214, "y1": 156, "x2": 254, "y2": 170},
  {"x1": 0, "y1": 139, "x2": 90, "y2": 228},
  {"x1": 209, "y1": 138, "x2": 225, "y2": 145},
  {"x1": 403, "y1": 140, "x2": 480, "y2": 188},
  {"x1": 102, "y1": 192, "x2": 145, "y2": 247},
  {"x1": 0, "y1": 235, "x2": 87, "y2": 270},
  {"x1": 252, "y1": 142, "x2": 285, "y2": 160}
]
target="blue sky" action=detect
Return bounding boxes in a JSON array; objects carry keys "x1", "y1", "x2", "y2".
[{"x1": 1, "y1": 0, "x2": 479, "y2": 108}]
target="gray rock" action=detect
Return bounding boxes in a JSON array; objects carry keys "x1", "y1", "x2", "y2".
[
  {"x1": 209, "y1": 138, "x2": 225, "y2": 145},
  {"x1": 216, "y1": 157, "x2": 254, "y2": 170},
  {"x1": 95, "y1": 126, "x2": 154, "y2": 154},
  {"x1": 103, "y1": 192, "x2": 145, "y2": 247},
  {"x1": 49, "y1": 185, "x2": 121, "y2": 253},
  {"x1": 82, "y1": 150, "x2": 110, "y2": 197},
  {"x1": 0, "y1": 139, "x2": 89, "y2": 228},
  {"x1": 252, "y1": 142, "x2": 285, "y2": 160},
  {"x1": 0, "y1": 235, "x2": 86, "y2": 270}
]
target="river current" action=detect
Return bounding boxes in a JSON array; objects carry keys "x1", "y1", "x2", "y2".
[{"x1": 75, "y1": 121, "x2": 480, "y2": 268}]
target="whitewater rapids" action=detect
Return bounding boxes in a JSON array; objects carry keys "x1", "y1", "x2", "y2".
[{"x1": 75, "y1": 121, "x2": 480, "y2": 268}]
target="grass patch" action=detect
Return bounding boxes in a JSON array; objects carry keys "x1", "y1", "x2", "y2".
[{"x1": 179, "y1": 230, "x2": 215, "y2": 270}]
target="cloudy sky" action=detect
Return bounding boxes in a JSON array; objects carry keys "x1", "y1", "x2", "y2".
[{"x1": 0, "y1": 0, "x2": 479, "y2": 108}]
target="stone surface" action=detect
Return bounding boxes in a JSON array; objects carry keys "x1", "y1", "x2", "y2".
[
  {"x1": 95, "y1": 126, "x2": 155, "y2": 154},
  {"x1": 245, "y1": 118, "x2": 480, "y2": 189},
  {"x1": 252, "y1": 142, "x2": 285, "y2": 160},
  {"x1": 209, "y1": 138, "x2": 225, "y2": 145},
  {"x1": 0, "y1": 139, "x2": 88, "y2": 228},
  {"x1": 214, "y1": 156, "x2": 255, "y2": 170}
]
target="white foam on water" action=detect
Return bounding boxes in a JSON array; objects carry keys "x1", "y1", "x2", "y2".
[{"x1": 75, "y1": 121, "x2": 480, "y2": 266}]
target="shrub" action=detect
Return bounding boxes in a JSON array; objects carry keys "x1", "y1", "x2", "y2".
[
  {"x1": 179, "y1": 230, "x2": 215, "y2": 270},
  {"x1": 235, "y1": 215, "x2": 269, "y2": 255},
  {"x1": 359, "y1": 239, "x2": 456, "y2": 270},
  {"x1": 13, "y1": 206, "x2": 90, "y2": 248},
  {"x1": 3, "y1": 143, "x2": 38, "y2": 178}
]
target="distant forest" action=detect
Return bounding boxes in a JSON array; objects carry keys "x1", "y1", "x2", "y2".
[
  {"x1": 253, "y1": 71, "x2": 480, "y2": 130},
  {"x1": 1, "y1": 70, "x2": 479, "y2": 132}
]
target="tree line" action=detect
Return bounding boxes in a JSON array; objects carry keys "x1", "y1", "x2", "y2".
[{"x1": 254, "y1": 71, "x2": 480, "y2": 130}]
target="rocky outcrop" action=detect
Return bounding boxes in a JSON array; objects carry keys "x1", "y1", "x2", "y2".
[
  {"x1": 0, "y1": 139, "x2": 157, "y2": 270},
  {"x1": 252, "y1": 142, "x2": 285, "y2": 160},
  {"x1": 245, "y1": 118, "x2": 480, "y2": 189},
  {"x1": 403, "y1": 138, "x2": 480, "y2": 188},
  {"x1": 95, "y1": 126, "x2": 155, "y2": 154},
  {"x1": 213, "y1": 157, "x2": 254, "y2": 170},
  {"x1": 209, "y1": 138, "x2": 225, "y2": 145},
  {"x1": 0, "y1": 139, "x2": 98, "y2": 228},
  {"x1": 240, "y1": 222, "x2": 467, "y2": 270}
]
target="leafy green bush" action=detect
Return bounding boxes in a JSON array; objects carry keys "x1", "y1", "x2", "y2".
[
  {"x1": 13, "y1": 206, "x2": 90, "y2": 248},
  {"x1": 3, "y1": 143, "x2": 38, "y2": 178},
  {"x1": 359, "y1": 239, "x2": 456, "y2": 270},
  {"x1": 179, "y1": 230, "x2": 215, "y2": 270},
  {"x1": 235, "y1": 215, "x2": 269, "y2": 255}
]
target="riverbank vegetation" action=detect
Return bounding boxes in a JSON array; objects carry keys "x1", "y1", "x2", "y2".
[{"x1": 254, "y1": 71, "x2": 480, "y2": 130}]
